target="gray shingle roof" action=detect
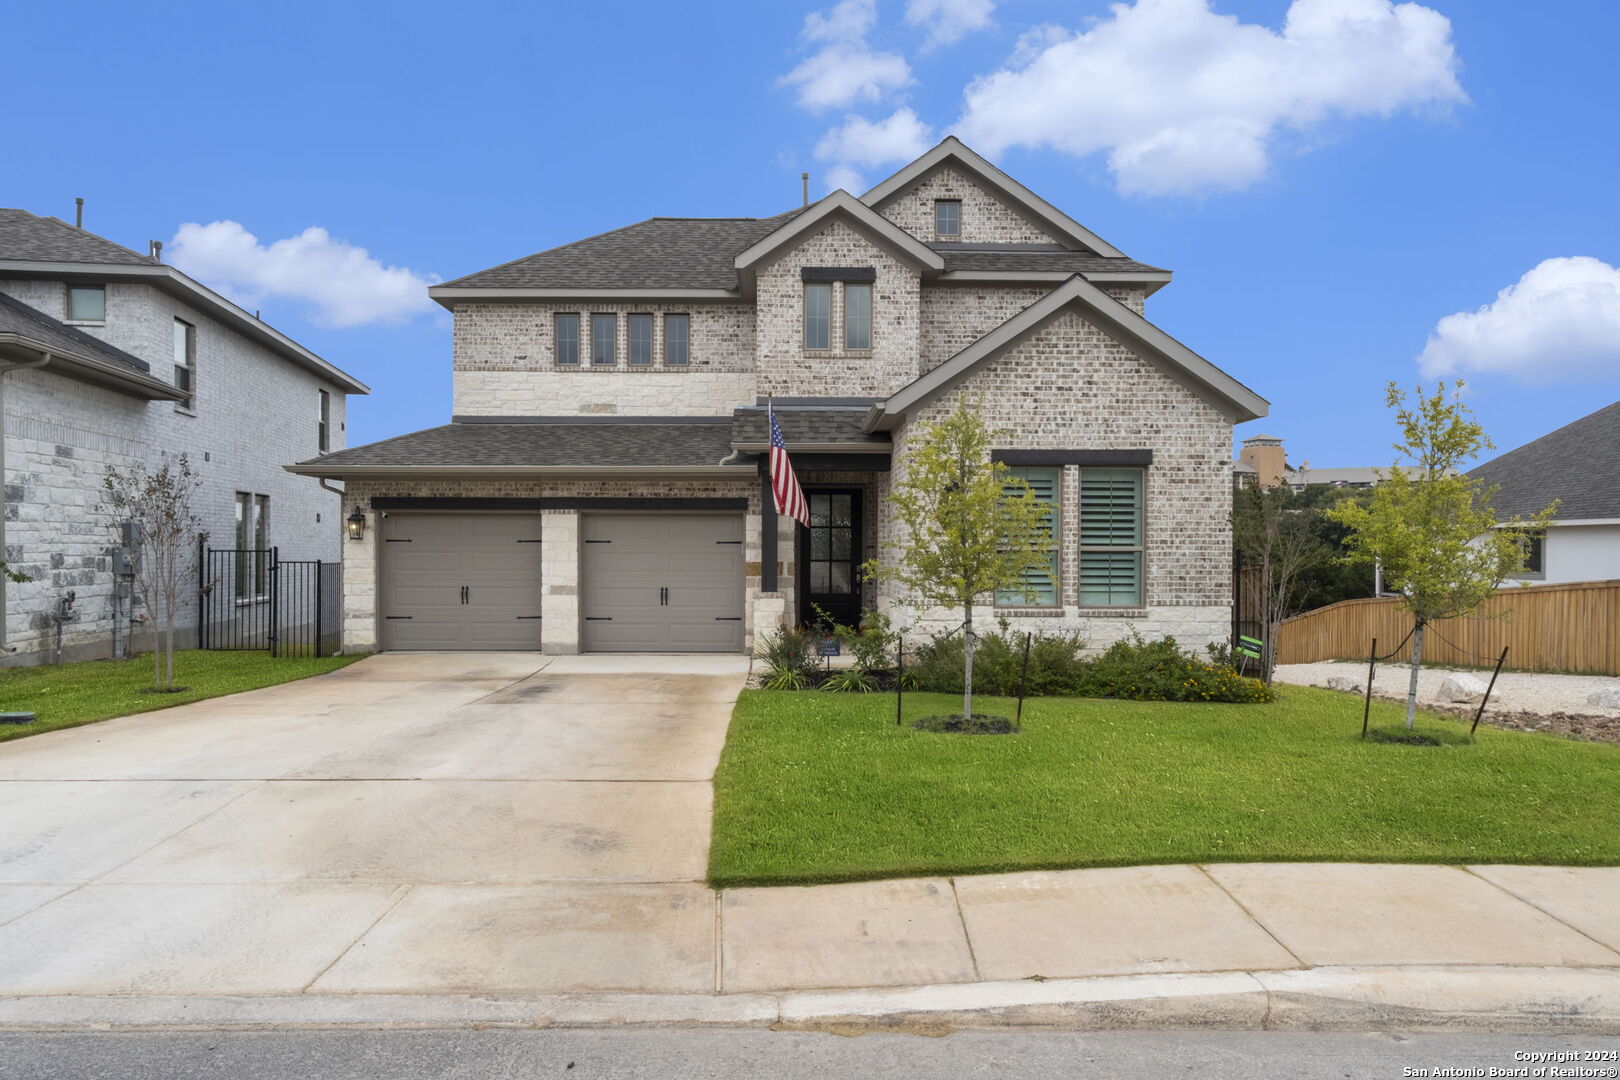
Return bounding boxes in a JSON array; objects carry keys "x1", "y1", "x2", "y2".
[
  {"x1": 300, "y1": 419, "x2": 749, "y2": 469},
  {"x1": 936, "y1": 247, "x2": 1166, "y2": 274},
  {"x1": 0, "y1": 290, "x2": 151, "y2": 373},
  {"x1": 441, "y1": 214, "x2": 804, "y2": 290},
  {"x1": 1469, "y1": 401, "x2": 1620, "y2": 521},
  {"x1": 731, "y1": 407, "x2": 888, "y2": 447},
  {"x1": 0, "y1": 208, "x2": 158, "y2": 266}
]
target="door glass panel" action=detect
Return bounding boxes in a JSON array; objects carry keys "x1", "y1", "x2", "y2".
[
  {"x1": 810, "y1": 493, "x2": 829, "y2": 527},
  {"x1": 830, "y1": 493, "x2": 852, "y2": 525},
  {"x1": 829, "y1": 563, "x2": 851, "y2": 593},
  {"x1": 810, "y1": 530, "x2": 830, "y2": 559},
  {"x1": 811, "y1": 563, "x2": 830, "y2": 591},
  {"x1": 829, "y1": 530, "x2": 850, "y2": 561}
]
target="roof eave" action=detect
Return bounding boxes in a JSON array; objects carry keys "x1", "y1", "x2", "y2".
[
  {"x1": 730, "y1": 442, "x2": 891, "y2": 454},
  {"x1": 283, "y1": 463, "x2": 757, "y2": 480},
  {"x1": 0, "y1": 333, "x2": 186, "y2": 400},
  {"x1": 937, "y1": 269, "x2": 1173, "y2": 296},
  {"x1": 428, "y1": 286, "x2": 743, "y2": 309},
  {"x1": 0, "y1": 260, "x2": 370, "y2": 395},
  {"x1": 860, "y1": 137, "x2": 1128, "y2": 259}
]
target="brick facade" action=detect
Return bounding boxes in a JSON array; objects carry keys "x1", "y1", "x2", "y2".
[
  {"x1": 0, "y1": 278, "x2": 351, "y2": 664},
  {"x1": 876, "y1": 165, "x2": 1060, "y2": 245}
]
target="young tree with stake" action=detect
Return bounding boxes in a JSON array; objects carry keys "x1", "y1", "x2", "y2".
[
  {"x1": 864, "y1": 396, "x2": 1053, "y2": 722},
  {"x1": 1329, "y1": 382, "x2": 1554, "y2": 728},
  {"x1": 103, "y1": 454, "x2": 206, "y2": 691}
]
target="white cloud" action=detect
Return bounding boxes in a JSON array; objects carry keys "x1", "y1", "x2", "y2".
[
  {"x1": 1417, "y1": 257, "x2": 1620, "y2": 383},
  {"x1": 815, "y1": 108, "x2": 934, "y2": 170},
  {"x1": 906, "y1": 0, "x2": 995, "y2": 49},
  {"x1": 955, "y1": 0, "x2": 1466, "y2": 196},
  {"x1": 780, "y1": 0, "x2": 912, "y2": 111},
  {"x1": 823, "y1": 164, "x2": 867, "y2": 193},
  {"x1": 168, "y1": 220, "x2": 437, "y2": 328}
]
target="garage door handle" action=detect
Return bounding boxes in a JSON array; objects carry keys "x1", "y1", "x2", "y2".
[{"x1": 660, "y1": 586, "x2": 668, "y2": 606}]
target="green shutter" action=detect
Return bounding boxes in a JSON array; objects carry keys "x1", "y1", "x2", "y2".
[
  {"x1": 997, "y1": 466, "x2": 1060, "y2": 606},
  {"x1": 1079, "y1": 469, "x2": 1142, "y2": 605}
]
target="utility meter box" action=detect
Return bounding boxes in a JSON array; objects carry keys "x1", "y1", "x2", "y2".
[{"x1": 113, "y1": 548, "x2": 141, "y2": 576}]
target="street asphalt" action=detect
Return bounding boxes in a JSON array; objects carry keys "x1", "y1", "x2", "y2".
[{"x1": 1, "y1": 1029, "x2": 1617, "y2": 1079}]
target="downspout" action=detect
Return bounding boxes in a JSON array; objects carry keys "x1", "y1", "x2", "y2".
[{"x1": 0, "y1": 351, "x2": 52, "y2": 652}]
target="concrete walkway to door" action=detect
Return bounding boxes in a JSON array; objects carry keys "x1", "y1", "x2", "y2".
[{"x1": 0, "y1": 652, "x2": 745, "y2": 996}]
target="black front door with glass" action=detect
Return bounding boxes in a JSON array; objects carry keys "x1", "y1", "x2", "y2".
[{"x1": 798, "y1": 489, "x2": 863, "y2": 627}]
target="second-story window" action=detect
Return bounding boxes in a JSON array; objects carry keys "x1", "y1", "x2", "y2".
[
  {"x1": 67, "y1": 284, "x2": 105, "y2": 321},
  {"x1": 172, "y1": 318, "x2": 196, "y2": 410},
  {"x1": 804, "y1": 283, "x2": 831, "y2": 350},
  {"x1": 664, "y1": 314, "x2": 689, "y2": 365},
  {"x1": 591, "y1": 313, "x2": 617, "y2": 365},
  {"x1": 318, "y1": 389, "x2": 331, "y2": 453},
  {"x1": 628, "y1": 314, "x2": 653, "y2": 366},
  {"x1": 934, "y1": 199, "x2": 961, "y2": 238},
  {"x1": 844, "y1": 284, "x2": 872, "y2": 350},
  {"x1": 555, "y1": 313, "x2": 580, "y2": 365}
]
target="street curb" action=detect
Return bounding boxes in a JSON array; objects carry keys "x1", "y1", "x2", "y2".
[{"x1": 0, "y1": 967, "x2": 1617, "y2": 1033}]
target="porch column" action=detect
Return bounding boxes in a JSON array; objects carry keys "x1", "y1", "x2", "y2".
[
  {"x1": 540, "y1": 510, "x2": 579, "y2": 654},
  {"x1": 760, "y1": 461, "x2": 778, "y2": 593}
]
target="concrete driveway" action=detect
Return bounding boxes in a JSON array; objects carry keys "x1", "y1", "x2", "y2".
[{"x1": 0, "y1": 653, "x2": 748, "y2": 996}]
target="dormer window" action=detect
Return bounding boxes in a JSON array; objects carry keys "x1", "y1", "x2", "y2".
[{"x1": 934, "y1": 199, "x2": 961, "y2": 239}]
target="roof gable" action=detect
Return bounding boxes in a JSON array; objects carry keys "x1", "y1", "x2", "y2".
[
  {"x1": 861, "y1": 138, "x2": 1126, "y2": 259},
  {"x1": 732, "y1": 191, "x2": 943, "y2": 291},
  {"x1": 0, "y1": 208, "x2": 158, "y2": 266},
  {"x1": 872, "y1": 275, "x2": 1267, "y2": 424},
  {"x1": 1469, "y1": 400, "x2": 1620, "y2": 521}
]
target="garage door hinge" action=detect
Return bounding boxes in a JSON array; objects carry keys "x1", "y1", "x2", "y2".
[
  {"x1": 584, "y1": 539, "x2": 612, "y2": 544},
  {"x1": 715, "y1": 617, "x2": 742, "y2": 621},
  {"x1": 516, "y1": 616, "x2": 543, "y2": 620},
  {"x1": 385, "y1": 615, "x2": 413, "y2": 620},
  {"x1": 715, "y1": 540, "x2": 742, "y2": 544},
  {"x1": 584, "y1": 617, "x2": 612, "y2": 621}
]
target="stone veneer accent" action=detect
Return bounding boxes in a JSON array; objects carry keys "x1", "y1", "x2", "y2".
[
  {"x1": 753, "y1": 219, "x2": 921, "y2": 398},
  {"x1": 877, "y1": 306, "x2": 1234, "y2": 653},
  {"x1": 877, "y1": 165, "x2": 1060, "y2": 245},
  {"x1": 454, "y1": 370, "x2": 757, "y2": 417}
]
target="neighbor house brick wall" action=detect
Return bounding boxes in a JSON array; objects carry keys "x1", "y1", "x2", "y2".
[
  {"x1": 753, "y1": 219, "x2": 921, "y2": 398},
  {"x1": 876, "y1": 165, "x2": 1060, "y2": 245},
  {"x1": 450, "y1": 301, "x2": 756, "y2": 416},
  {"x1": 338, "y1": 476, "x2": 761, "y2": 654},
  {"x1": 874, "y1": 306, "x2": 1235, "y2": 653},
  {"x1": 0, "y1": 278, "x2": 349, "y2": 664}
]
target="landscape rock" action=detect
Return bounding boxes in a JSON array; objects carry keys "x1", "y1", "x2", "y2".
[
  {"x1": 1586, "y1": 688, "x2": 1620, "y2": 710},
  {"x1": 1324, "y1": 676, "x2": 1365, "y2": 694},
  {"x1": 1437, "y1": 673, "x2": 1488, "y2": 704}
]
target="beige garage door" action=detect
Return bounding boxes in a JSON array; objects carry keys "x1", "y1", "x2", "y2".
[
  {"x1": 581, "y1": 514, "x2": 745, "y2": 652},
  {"x1": 380, "y1": 513, "x2": 544, "y2": 650}
]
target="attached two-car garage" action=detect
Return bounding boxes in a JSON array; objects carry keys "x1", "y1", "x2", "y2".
[{"x1": 378, "y1": 511, "x2": 744, "y2": 653}]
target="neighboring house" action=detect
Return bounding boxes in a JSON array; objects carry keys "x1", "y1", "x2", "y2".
[
  {"x1": 1470, "y1": 400, "x2": 1620, "y2": 585},
  {"x1": 290, "y1": 138, "x2": 1267, "y2": 656},
  {"x1": 1234, "y1": 432, "x2": 1383, "y2": 491},
  {"x1": 0, "y1": 208, "x2": 369, "y2": 665}
]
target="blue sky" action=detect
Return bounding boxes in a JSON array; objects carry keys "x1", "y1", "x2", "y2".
[{"x1": 9, "y1": 0, "x2": 1619, "y2": 468}]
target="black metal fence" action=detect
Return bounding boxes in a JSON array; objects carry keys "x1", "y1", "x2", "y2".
[{"x1": 199, "y1": 546, "x2": 340, "y2": 658}]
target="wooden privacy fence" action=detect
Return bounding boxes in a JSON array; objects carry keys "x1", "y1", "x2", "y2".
[{"x1": 1274, "y1": 579, "x2": 1620, "y2": 675}]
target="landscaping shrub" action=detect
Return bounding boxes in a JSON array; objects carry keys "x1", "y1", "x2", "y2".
[
  {"x1": 1074, "y1": 633, "x2": 1277, "y2": 703},
  {"x1": 909, "y1": 630, "x2": 1088, "y2": 696},
  {"x1": 755, "y1": 627, "x2": 818, "y2": 691}
]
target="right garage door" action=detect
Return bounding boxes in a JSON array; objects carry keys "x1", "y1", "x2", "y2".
[{"x1": 581, "y1": 514, "x2": 745, "y2": 652}]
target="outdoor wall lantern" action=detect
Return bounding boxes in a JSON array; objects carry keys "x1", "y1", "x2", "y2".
[{"x1": 346, "y1": 508, "x2": 366, "y2": 541}]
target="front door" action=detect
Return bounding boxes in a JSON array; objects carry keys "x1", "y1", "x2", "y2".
[{"x1": 798, "y1": 489, "x2": 863, "y2": 628}]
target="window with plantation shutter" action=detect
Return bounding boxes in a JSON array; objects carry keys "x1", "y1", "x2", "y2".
[
  {"x1": 996, "y1": 466, "x2": 1060, "y2": 606},
  {"x1": 1080, "y1": 468, "x2": 1143, "y2": 606}
]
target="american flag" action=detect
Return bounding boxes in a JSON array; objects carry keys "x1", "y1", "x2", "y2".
[{"x1": 768, "y1": 402, "x2": 810, "y2": 527}]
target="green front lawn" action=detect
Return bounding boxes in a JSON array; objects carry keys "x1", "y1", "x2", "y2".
[
  {"x1": 0, "y1": 650, "x2": 367, "y2": 742},
  {"x1": 709, "y1": 687, "x2": 1620, "y2": 887}
]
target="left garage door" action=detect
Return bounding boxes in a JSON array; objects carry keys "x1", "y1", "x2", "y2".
[{"x1": 380, "y1": 513, "x2": 543, "y2": 650}]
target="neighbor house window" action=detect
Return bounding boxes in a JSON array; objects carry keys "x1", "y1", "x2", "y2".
[
  {"x1": 664, "y1": 313, "x2": 689, "y2": 365},
  {"x1": 67, "y1": 284, "x2": 105, "y2": 321},
  {"x1": 234, "y1": 492, "x2": 271, "y2": 600},
  {"x1": 996, "y1": 466, "x2": 1060, "y2": 606},
  {"x1": 934, "y1": 199, "x2": 961, "y2": 238},
  {"x1": 628, "y1": 313, "x2": 653, "y2": 365},
  {"x1": 1079, "y1": 468, "x2": 1143, "y2": 606},
  {"x1": 172, "y1": 319, "x2": 195, "y2": 409},
  {"x1": 554, "y1": 313, "x2": 580, "y2": 365},
  {"x1": 591, "y1": 313, "x2": 617, "y2": 365},
  {"x1": 844, "y1": 283, "x2": 872, "y2": 350},
  {"x1": 317, "y1": 389, "x2": 331, "y2": 453},
  {"x1": 1511, "y1": 530, "x2": 1546, "y2": 577},
  {"x1": 804, "y1": 283, "x2": 831, "y2": 350}
]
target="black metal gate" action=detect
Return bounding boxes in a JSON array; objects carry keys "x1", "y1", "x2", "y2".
[{"x1": 199, "y1": 545, "x2": 339, "y2": 658}]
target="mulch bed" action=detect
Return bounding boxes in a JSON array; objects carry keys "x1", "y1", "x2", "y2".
[{"x1": 912, "y1": 713, "x2": 1019, "y2": 735}]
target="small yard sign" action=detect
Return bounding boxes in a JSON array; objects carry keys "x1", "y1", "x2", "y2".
[
  {"x1": 1236, "y1": 635, "x2": 1263, "y2": 660},
  {"x1": 815, "y1": 637, "x2": 841, "y2": 657}
]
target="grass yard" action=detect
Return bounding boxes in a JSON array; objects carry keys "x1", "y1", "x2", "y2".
[
  {"x1": 709, "y1": 686, "x2": 1620, "y2": 887},
  {"x1": 0, "y1": 650, "x2": 367, "y2": 742}
]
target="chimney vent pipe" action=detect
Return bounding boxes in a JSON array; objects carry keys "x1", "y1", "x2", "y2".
[
  {"x1": 801, "y1": 173, "x2": 809, "y2": 207},
  {"x1": 74, "y1": 198, "x2": 84, "y2": 229}
]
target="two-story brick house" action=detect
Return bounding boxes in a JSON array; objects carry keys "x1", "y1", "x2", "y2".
[
  {"x1": 0, "y1": 208, "x2": 369, "y2": 664},
  {"x1": 291, "y1": 139, "x2": 1266, "y2": 655}
]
